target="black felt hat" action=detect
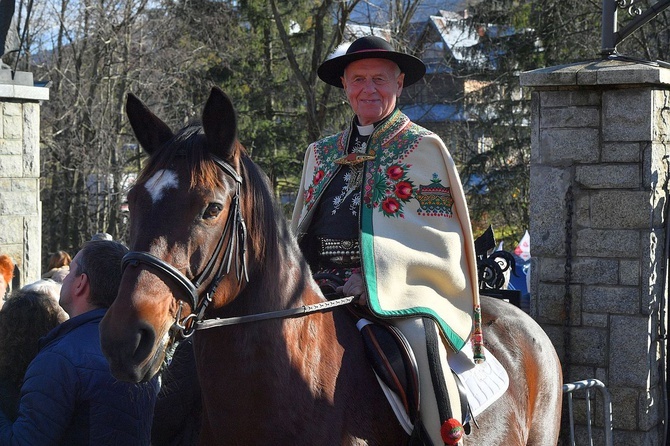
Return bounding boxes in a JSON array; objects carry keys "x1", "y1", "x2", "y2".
[{"x1": 317, "y1": 35, "x2": 426, "y2": 88}]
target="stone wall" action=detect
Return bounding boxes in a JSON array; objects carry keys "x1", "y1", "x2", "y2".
[
  {"x1": 0, "y1": 70, "x2": 48, "y2": 289},
  {"x1": 521, "y1": 60, "x2": 670, "y2": 445}
]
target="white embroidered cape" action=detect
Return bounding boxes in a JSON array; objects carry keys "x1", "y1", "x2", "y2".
[{"x1": 292, "y1": 110, "x2": 479, "y2": 351}]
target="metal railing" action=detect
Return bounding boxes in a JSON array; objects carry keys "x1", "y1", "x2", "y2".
[
  {"x1": 563, "y1": 379, "x2": 613, "y2": 446},
  {"x1": 602, "y1": 0, "x2": 670, "y2": 57}
]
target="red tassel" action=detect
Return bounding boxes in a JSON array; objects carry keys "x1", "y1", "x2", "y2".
[{"x1": 440, "y1": 418, "x2": 464, "y2": 445}]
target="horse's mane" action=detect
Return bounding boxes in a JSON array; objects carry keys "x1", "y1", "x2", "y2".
[
  {"x1": 239, "y1": 154, "x2": 284, "y2": 275},
  {"x1": 136, "y1": 121, "x2": 285, "y2": 276}
]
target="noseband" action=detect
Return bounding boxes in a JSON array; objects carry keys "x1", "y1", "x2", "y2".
[
  {"x1": 121, "y1": 154, "x2": 355, "y2": 339},
  {"x1": 122, "y1": 154, "x2": 248, "y2": 337}
]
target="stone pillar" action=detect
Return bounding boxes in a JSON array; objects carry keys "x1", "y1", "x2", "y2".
[
  {"x1": 0, "y1": 70, "x2": 48, "y2": 289},
  {"x1": 520, "y1": 60, "x2": 670, "y2": 444}
]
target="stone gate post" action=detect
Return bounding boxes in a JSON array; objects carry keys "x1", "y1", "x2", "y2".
[
  {"x1": 520, "y1": 60, "x2": 670, "y2": 444},
  {"x1": 0, "y1": 70, "x2": 48, "y2": 289}
]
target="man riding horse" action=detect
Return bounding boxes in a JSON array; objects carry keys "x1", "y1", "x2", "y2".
[{"x1": 292, "y1": 35, "x2": 482, "y2": 445}]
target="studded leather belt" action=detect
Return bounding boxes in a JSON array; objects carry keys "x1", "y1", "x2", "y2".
[{"x1": 317, "y1": 237, "x2": 361, "y2": 267}]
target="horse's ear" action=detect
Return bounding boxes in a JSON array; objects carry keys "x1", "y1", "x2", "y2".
[
  {"x1": 202, "y1": 87, "x2": 238, "y2": 161},
  {"x1": 125, "y1": 93, "x2": 174, "y2": 155}
]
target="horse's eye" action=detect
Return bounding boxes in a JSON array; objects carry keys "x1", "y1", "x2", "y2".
[{"x1": 203, "y1": 203, "x2": 223, "y2": 219}]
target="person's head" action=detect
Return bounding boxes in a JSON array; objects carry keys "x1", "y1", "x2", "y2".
[
  {"x1": 50, "y1": 268, "x2": 70, "y2": 283},
  {"x1": 0, "y1": 255, "x2": 14, "y2": 300},
  {"x1": 22, "y1": 279, "x2": 62, "y2": 302},
  {"x1": 47, "y1": 250, "x2": 71, "y2": 271},
  {"x1": 59, "y1": 240, "x2": 129, "y2": 317},
  {"x1": 317, "y1": 35, "x2": 425, "y2": 125},
  {"x1": 342, "y1": 58, "x2": 404, "y2": 126},
  {"x1": 0, "y1": 289, "x2": 68, "y2": 386}
]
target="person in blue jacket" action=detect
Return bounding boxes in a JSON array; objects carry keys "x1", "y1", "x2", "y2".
[{"x1": 0, "y1": 240, "x2": 158, "y2": 445}]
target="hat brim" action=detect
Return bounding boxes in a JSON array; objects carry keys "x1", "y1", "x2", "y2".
[{"x1": 317, "y1": 50, "x2": 426, "y2": 88}]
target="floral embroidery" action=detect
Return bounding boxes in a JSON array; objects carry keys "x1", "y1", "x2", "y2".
[
  {"x1": 331, "y1": 169, "x2": 362, "y2": 216},
  {"x1": 330, "y1": 134, "x2": 368, "y2": 216},
  {"x1": 359, "y1": 111, "x2": 430, "y2": 218},
  {"x1": 304, "y1": 185, "x2": 314, "y2": 204},
  {"x1": 387, "y1": 165, "x2": 404, "y2": 180},
  {"x1": 369, "y1": 161, "x2": 414, "y2": 218},
  {"x1": 381, "y1": 197, "x2": 401, "y2": 215},
  {"x1": 301, "y1": 110, "x2": 451, "y2": 222},
  {"x1": 395, "y1": 181, "x2": 413, "y2": 200},
  {"x1": 303, "y1": 133, "x2": 348, "y2": 212}
]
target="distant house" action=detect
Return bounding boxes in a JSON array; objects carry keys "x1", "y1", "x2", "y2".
[
  {"x1": 342, "y1": 23, "x2": 391, "y2": 42},
  {"x1": 348, "y1": 0, "x2": 474, "y2": 27},
  {"x1": 416, "y1": 10, "x2": 488, "y2": 70},
  {"x1": 402, "y1": 9, "x2": 517, "y2": 126}
]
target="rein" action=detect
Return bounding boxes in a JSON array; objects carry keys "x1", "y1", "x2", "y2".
[
  {"x1": 182, "y1": 296, "x2": 356, "y2": 331},
  {"x1": 122, "y1": 154, "x2": 353, "y2": 338}
]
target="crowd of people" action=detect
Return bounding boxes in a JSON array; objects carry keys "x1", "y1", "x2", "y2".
[
  {"x1": 0, "y1": 235, "x2": 201, "y2": 446},
  {"x1": 0, "y1": 34, "x2": 479, "y2": 445}
]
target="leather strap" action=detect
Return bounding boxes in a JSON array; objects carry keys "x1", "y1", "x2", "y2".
[{"x1": 424, "y1": 317, "x2": 453, "y2": 425}]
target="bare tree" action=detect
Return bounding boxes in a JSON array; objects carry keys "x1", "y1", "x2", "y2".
[{"x1": 34, "y1": 0, "x2": 150, "y2": 253}]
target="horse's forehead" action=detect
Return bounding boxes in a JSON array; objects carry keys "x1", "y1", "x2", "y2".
[{"x1": 143, "y1": 169, "x2": 179, "y2": 203}]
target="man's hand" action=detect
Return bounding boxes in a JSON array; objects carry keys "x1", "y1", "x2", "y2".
[{"x1": 336, "y1": 272, "x2": 368, "y2": 306}]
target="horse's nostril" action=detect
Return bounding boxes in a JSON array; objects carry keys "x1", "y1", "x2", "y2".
[{"x1": 132, "y1": 322, "x2": 157, "y2": 363}]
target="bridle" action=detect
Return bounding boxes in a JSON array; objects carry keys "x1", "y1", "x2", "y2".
[
  {"x1": 122, "y1": 154, "x2": 248, "y2": 338},
  {"x1": 121, "y1": 154, "x2": 353, "y2": 338}
]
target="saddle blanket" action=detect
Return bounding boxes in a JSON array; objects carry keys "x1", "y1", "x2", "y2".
[
  {"x1": 359, "y1": 315, "x2": 509, "y2": 435},
  {"x1": 449, "y1": 342, "x2": 509, "y2": 417}
]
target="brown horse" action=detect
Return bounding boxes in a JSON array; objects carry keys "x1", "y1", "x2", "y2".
[{"x1": 99, "y1": 87, "x2": 562, "y2": 445}]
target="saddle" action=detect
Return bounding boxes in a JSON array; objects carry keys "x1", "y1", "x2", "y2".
[
  {"x1": 353, "y1": 310, "x2": 472, "y2": 445},
  {"x1": 357, "y1": 317, "x2": 420, "y2": 430},
  {"x1": 315, "y1": 273, "x2": 475, "y2": 445}
]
